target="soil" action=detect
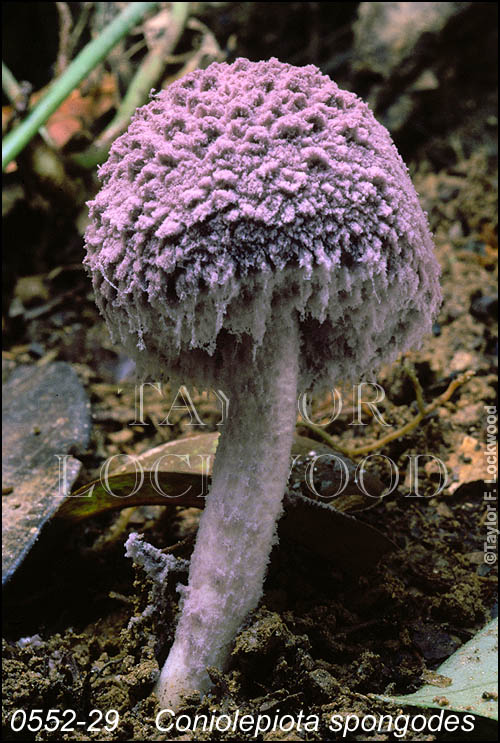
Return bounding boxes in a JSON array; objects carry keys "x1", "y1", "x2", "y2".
[{"x1": 2, "y1": 3, "x2": 498, "y2": 741}]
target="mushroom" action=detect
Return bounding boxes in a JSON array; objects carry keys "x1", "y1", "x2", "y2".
[{"x1": 84, "y1": 57, "x2": 441, "y2": 708}]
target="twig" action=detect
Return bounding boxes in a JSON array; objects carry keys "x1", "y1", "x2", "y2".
[
  {"x1": 71, "y1": 9, "x2": 224, "y2": 170},
  {"x1": 91, "y1": 506, "x2": 137, "y2": 551},
  {"x1": 71, "y1": 3, "x2": 190, "y2": 169},
  {"x1": 163, "y1": 50, "x2": 195, "y2": 65},
  {"x1": 122, "y1": 37, "x2": 148, "y2": 62},
  {"x1": 404, "y1": 359, "x2": 426, "y2": 415},
  {"x1": 163, "y1": 533, "x2": 196, "y2": 556},
  {"x1": 55, "y1": 2, "x2": 73, "y2": 76},
  {"x1": 95, "y1": 2, "x2": 191, "y2": 149},
  {"x1": 2, "y1": 61, "x2": 21, "y2": 104},
  {"x1": 68, "y1": 2, "x2": 93, "y2": 59},
  {"x1": 139, "y1": 14, "x2": 225, "y2": 110},
  {"x1": 298, "y1": 370, "x2": 475, "y2": 458},
  {"x1": 2, "y1": 61, "x2": 54, "y2": 147},
  {"x1": 90, "y1": 655, "x2": 126, "y2": 679},
  {"x1": 2, "y1": 1, "x2": 160, "y2": 171},
  {"x1": 164, "y1": 16, "x2": 225, "y2": 81}
]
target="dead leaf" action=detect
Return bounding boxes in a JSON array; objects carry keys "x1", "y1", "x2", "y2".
[
  {"x1": 44, "y1": 74, "x2": 116, "y2": 147},
  {"x1": 2, "y1": 73, "x2": 117, "y2": 150},
  {"x1": 55, "y1": 432, "x2": 396, "y2": 574},
  {"x1": 421, "y1": 669, "x2": 453, "y2": 688},
  {"x1": 447, "y1": 435, "x2": 489, "y2": 493}
]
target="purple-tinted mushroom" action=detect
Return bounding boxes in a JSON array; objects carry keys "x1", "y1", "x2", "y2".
[{"x1": 84, "y1": 57, "x2": 441, "y2": 707}]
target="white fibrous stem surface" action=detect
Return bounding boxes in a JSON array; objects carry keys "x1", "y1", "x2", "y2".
[{"x1": 154, "y1": 314, "x2": 300, "y2": 709}]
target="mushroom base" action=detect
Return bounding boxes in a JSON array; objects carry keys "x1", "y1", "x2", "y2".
[{"x1": 154, "y1": 313, "x2": 300, "y2": 709}]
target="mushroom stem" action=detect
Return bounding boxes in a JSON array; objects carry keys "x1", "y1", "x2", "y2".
[{"x1": 155, "y1": 314, "x2": 300, "y2": 709}]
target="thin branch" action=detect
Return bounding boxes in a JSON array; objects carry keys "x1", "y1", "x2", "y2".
[
  {"x1": 95, "y1": 2, "x2": 191, "y2": 149},
  {"x1": 55, "y1": 2, "x2": 73, "y2": 76},
  {"x1": 72, "y1": 3, "x2": 191, "y2": 169},
  {"x1": 122, "y1": 37, "x2": 148, "y2": 62},
  {"x1": 157, "y1": 16, "x2": 225, "y2": 87},
  {"x1": 2, "y1": 1, "x2": 160, "y2": 171},
  {"x1": 404, "y1": 359, "x2": 426, "y2": 415},
  {"x1": 298, "y1": 370, "x2": 475, "y2": 458},
  {"x1": 68, "y1": 2, "x2": 93, "y2": 59},
  {"x1": 2, "y1": 61, "x2": 54, "y2": 147},
  {"x1": 2, "y1": 61, "x2": 21, "y2": 104}
]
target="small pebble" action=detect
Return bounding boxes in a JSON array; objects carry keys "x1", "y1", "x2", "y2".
[
  {"x1": 470, "y1": 294, "x2": 498, "y2": 322},
  {"x1": 448, "y1": 222, "x2": 463, "y2": 242},
  {"x1": 29, "y1": 342, "x2": 45, "y2": 358},
  {"x1": 482, "y1": 691, "x2": 498, "y2": 701},
  {"x1": 108, "y1": 429, "x2": 135, "y2": 444},
  {"x1": 437, "y1": 184, "x2": 459, "y2": 202},
  {"x1": 433, "y1": 696, "x2": 450, "y2": 707}
]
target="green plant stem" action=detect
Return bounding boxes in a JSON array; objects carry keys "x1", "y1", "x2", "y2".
[
  {"x1": 97, "y1": 2, "x2": 190, "y2": 148},
  {"x1": 71, "y1": 2, "x2": 190, "y2": 169},
  {"x1": 2, "y1": 61, "x2": 54, "y2": 147},
  {"x1": 2, "y1": 61, "x2": 20, "y2": 103},
  {"x1": 69, "y1": 144, "x2": 112, "y2": 170},
  {"x1": 2, "y1": 1, "x2": 159, "y2": 171}
]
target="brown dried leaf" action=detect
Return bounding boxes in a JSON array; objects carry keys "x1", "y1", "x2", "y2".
[{"x1": 56, "y1": 433, "x2": 396, "y2": 573}]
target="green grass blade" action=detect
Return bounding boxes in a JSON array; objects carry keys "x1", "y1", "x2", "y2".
[{"x1": 2, "y1": 1, "x2": 159, "y2": 171}]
